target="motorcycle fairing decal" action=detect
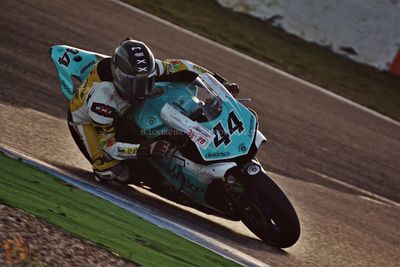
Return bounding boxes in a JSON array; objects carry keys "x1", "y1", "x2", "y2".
[
  {"x1": 148, "y1": 151, "x2": 236, "y2": 203},
  {"x1": 49, "y1": 45, "x2": 106, "y2": 100},
  {"x1": 91, "y1": 102, "x2": 116, "y2": 118},
  {"x1": 211, "y1": 111, "x2": 245, "y2": 148},
  {"x1": 160, "y1": 103, "x2": 215, "y2": 149},
  {"x1": 188, "y1": 125, "x2": 214, "y2": 148}
]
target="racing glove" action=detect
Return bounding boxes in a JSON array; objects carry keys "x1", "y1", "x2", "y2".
[
  {"x1": 224, "y1": 82, "x2": 240, "y2": 97},
  {"x1": 138, "y1": 140, "x2": 173, "y2": 158},
  {"x1": 213, "y1": 73, "x2": 240, "y2": 98}
]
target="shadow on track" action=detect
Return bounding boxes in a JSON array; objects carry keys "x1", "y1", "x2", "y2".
[{"x1": 49, "y1": 161, "x2": 289, "y2": 256}]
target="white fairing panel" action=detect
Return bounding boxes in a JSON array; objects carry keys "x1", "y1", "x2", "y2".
[
  {"x1": 160, "y1": 103, "x2": 215, "y2": 149},
  {"x1": 172, "y1": 151, "x2": 237, "y2": 184},
  {"x1": 255, "y1": 130, "x2": 267, "y2": 148},
  {"x1": 160, "y1": 102, "x2": 194, "y2": 132}
]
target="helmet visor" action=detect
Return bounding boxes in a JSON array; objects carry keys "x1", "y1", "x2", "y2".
[{"x1": 114, "y1": 67, "x2": 156, "y2": 100}]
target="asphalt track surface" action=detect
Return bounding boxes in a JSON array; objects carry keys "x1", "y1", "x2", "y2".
[{"x1": 0, "y1": 0, "x2": 399, "y2": 266}]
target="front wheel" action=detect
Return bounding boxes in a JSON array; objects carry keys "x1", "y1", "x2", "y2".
[{"x1": 237, "y1": 171, "x2": 300, "y2": 248}]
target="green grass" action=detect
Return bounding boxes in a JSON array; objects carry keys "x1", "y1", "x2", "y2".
[
  {"x1": 124, "y1": 0, "x2": 400, "y2": 121},
  {"x1": 0, "y1": 153, "x2": 238, "y2": 267}
]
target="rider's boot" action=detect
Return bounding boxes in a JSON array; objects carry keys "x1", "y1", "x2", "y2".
[{"x1": 93, "y1": 151, "x2": 130, "y2": 183}]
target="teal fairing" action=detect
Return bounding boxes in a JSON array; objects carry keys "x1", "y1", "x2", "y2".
[
  {"x1": 130, "y1": 75, "x2": 257, "y2": 162},
  {"x1": 49, "y1": 45, "x2": 105, "y2": 100}
]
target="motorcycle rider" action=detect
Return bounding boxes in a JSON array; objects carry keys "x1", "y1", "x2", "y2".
[{"x1": 68, "y1": 38, "x2": 240, "y2": 182}]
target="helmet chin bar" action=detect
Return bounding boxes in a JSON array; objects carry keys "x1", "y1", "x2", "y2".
[{"x1": 113, "y1": 83, "x2": 135, "y2": 103}]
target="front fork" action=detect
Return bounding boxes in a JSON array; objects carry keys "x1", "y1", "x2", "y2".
[
  {"x1": 225, "y1": 159, "x2": 263, "y2": 190},
  {"x1": 223, "y1": 159, "x2": 264, "y2": 217}
]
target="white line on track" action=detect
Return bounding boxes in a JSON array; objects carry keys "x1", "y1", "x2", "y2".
[
  {"x1": 111, "y1": 0, "x2": 400, "y2": 127},
  {"x1": 305, "y1": 168, "x2": 400, "y2": 208},
  {"x1": 0, "y1": 145, "x2": 269, "y2": 267}
]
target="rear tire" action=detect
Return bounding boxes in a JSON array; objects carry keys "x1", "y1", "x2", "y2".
[{"x1": 239, "y1": 172, "x2": 300, "y2": 248}]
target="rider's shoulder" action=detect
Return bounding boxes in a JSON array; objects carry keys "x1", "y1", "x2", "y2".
[
  {"x1": 87, "y1": 57, "x2": 113, "y2": 82},
  {"x1": 87, "y1": 82, "x2": 117, "y2": 104},
  {"x1": 96, "y1": 57, "x2": 113, "y2": 81},
  {"x1": 93, "y1": 81, "x2": 115, "y2": 92}
]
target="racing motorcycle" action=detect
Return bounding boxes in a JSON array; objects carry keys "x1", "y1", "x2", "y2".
[{"x1": 50, "y1": 45, "x2": 300, "y2": 248}]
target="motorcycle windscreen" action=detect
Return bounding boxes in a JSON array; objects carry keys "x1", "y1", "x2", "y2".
[
  {"x1": 187, "y1": 78, "x2": 223, "y2": 122},
  {"x1": 190, "y1": 74, "x2": 258, "y2": 161}
]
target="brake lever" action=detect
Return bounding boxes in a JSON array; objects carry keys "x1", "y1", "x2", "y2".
[{"x1": 237, "y1": 98, "x2": 252, "y2": 102}]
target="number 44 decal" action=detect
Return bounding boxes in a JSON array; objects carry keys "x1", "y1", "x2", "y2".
[
  {"x1": 58, "y1": 48, "x2": 79, "y2": 67},
  {"x1": 213, "y1": 111, "x2": 244, "y2": 148}
]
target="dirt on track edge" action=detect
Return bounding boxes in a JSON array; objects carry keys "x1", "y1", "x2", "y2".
[{"x1": 0, "y1": 204, "x2": 137, "y2": 267}]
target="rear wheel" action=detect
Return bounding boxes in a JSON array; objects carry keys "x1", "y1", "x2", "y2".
[{"x1": 237, "y1": 171, "x2": 300, "y2": 248}]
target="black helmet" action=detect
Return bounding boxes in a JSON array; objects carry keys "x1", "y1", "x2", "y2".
[{"x1": 111, "y1": 39, "x2": 156, "y2": 101}]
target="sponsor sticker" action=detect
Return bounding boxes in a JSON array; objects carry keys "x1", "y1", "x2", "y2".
[
  {"x1": 166, "y1": 60, "x2": 184, "y2": 73},
  {"x1": 118, "y1": 147, "x2": 138, "y2": 155},
  {"x1": 167, "y1": 64, "x2": 175, "y2": 73},
  {"x1": 193, "y1": 64, "x2": 207, "y2": 73},
  {"x1": 91, "y1": 102, "x2": 116, "y2": 118},
  {"x1": 225, "y1": 175, "x2": 237, "y2": 185},
  {"x1": 106, "y1": 137, "x2": 116, "y2": 147},
  {"x1": 238, "y1": 143, "x2": 247, "y2": 152},
  {"x1": 146, "y1": 116, "x2": 156, "y2": 125},
  {"x1": 61, "y1": 80, "x2": 73, "y2": 96},
  {"x1": 247, "y1": 164, "x2": 261, "y2": 175},
  {"x1": 205, "y1": 151, "x2": 230, "y2": 158},
  {"x1": 248, "y1": 116, "x2": 255, "y2": 137},
  {"x1": 80, "y1": 60, "x2": 95, "y2": 74},
  {"x1": 188, "y1": 125, "x2": 214, "y2": 148},
  {"x1": 183, "y1": 177, "x2": 205, "y2": 193}
]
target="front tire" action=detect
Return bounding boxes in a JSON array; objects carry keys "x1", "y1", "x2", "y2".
[{"x1": 239, "y1": 171, "x2": 300, "y2": 248}]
